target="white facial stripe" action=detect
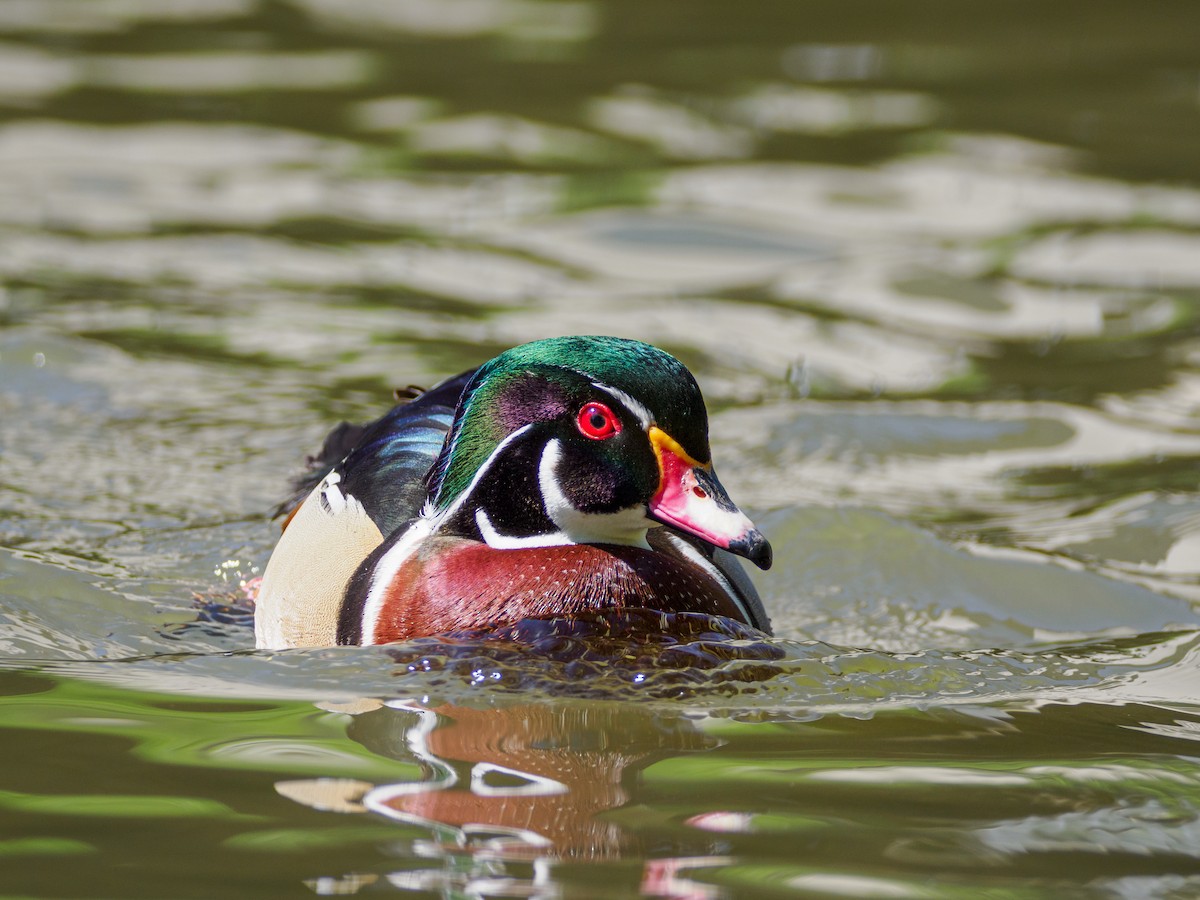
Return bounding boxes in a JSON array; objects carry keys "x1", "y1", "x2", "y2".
[
  {"x1": 590, "y1": 382, "x2": 652, "y2": 429},
  {"x1": 538, "y1": 439, "x2": 651, "y2": 548},
  {"x1": 538, "y1": 439, "x2": 571, "y2": 524},
  {"x1": 436, "y1": 424, "x2": 533, "y2": 522}
]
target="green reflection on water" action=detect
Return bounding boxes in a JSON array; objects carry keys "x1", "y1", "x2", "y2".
[
  {"x1": 224, "y1": 825, "x2": 417, "y2": 853},
  {"x1": 0, "y1": 789, "x2": 249, "y2": 820},
  {"x1": 0, "y1": 657, "x2": 1199, "y2": 896},
  {"x1": 0, "y1": 670, "x2": 412, "y2": 781},
  {"x1": 0, "y1": 837, "x2": 97, "y2": 858}
]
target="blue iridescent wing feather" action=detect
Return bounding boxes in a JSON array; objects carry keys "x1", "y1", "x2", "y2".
[{"x1": 278, "y1": 369, "x2": 473, "y2": 536}]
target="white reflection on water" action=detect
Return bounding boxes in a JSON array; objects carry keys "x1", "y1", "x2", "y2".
[
  {"x1": 729, "y1": 84, "x2": 940, "y2": 135},
  {"x1": 348, "y1": 95, "x2": 442, "y2": 133},
  {"x1": 1, "y1": 233, "x2": 583, "y2": 303},
  {"x1": 806, "y1": 767, "x2": 1032, "y2": 786},
  {"x1": 0, "y1": 0, "x2": 252, "y2": 35},
  {"x1": 588, "y1": 86, "x2": 755, "y2": 160},
  {"x1": 662, "y1": 139, "x2": 1200, "y2": 241},
  {"x1": 409, "y1": 112, "x2": 626, "y2": 165},
  {"x1": 0, "y1": 42, "x2": 78, "y2": 99},
  {"x1": 979, "y1": 801, "x2": 1200, "y2": 858},
  {"x1": 0, "y1": 122, "x2": 356, "y2": 233},
  {"x1": 717, "y1": 400, "x2": 1200, "y2": 512},
  {"x1": 89, "y1": 51, "x2": 377, "y2": 93},
  {"x1": 292, "y1": 0, "x2": 596, "y2": 42},
  {"x1": 1014, "y1": 230, "x2": 1200, "y2": 289},
  {"x1": 784, "y1": 874, "x2": 926, "y2": 899}
]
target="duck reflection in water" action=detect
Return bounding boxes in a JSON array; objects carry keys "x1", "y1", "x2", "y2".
[{"x1": 279, "y1": 693, "x2": 719, "y2": 896}]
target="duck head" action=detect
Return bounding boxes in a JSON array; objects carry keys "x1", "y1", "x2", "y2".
[{"x1": 427, "y1": 336, "x2": 772, "y2": 570}]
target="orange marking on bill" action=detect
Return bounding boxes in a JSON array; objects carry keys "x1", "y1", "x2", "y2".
[{"x1": 648, "y1": 426, "x2": 710, "y2": 485}]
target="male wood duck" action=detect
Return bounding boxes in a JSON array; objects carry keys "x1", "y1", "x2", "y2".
[{"x1": 254, "y1": 336, "x2": 772, "y2": 649}]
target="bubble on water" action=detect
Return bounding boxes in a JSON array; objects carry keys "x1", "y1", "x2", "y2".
[{"x1": 213, "y1": 558, "x2": 260, "y2": 583}]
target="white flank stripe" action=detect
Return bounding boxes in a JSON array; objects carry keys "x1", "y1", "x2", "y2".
[
  {"x1": 360, "y1": 425, "x2": 532, "y2": 644},
  {"x1": 360, "y1": 517, "x2": 434, "y2": 645}
]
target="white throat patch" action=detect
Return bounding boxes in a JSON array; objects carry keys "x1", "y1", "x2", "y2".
[
  {"x1": 473, "y1": 438, "x2": 652, "y2": 551},
  {"x1": 536, "y1": 438, "x2": 652, "y2": 549}
]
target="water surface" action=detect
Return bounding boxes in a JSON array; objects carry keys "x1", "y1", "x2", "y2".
[{"x1": 3, "y1": 1, "x2": 1200, "y2": 896}]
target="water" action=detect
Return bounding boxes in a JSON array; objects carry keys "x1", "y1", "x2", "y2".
[{"x1": 3, "y1": 0, "x2": 1200, "y2": 896}]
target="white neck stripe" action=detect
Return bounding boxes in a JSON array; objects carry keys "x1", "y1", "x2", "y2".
[
  {"x1": 432, "y1": 424, "x2": 533, "y2": 522},
  {"x1": 476, "y1": 507, "x2": 574, "y2": 549}
]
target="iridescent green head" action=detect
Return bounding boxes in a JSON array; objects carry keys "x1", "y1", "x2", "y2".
[{"x1": 429, "y1": 336, "x2": 710, "y2": 509}]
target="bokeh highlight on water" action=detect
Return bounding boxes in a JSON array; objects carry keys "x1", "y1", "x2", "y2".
[{"x1": 3, "y1": 1, "x2": 1200, "y2": 896}]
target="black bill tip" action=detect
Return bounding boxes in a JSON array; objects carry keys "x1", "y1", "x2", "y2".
[{"x1": 729, "y1": 529, "x2": 773, "y2": 570}]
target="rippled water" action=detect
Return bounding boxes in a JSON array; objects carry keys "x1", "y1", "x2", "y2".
[{"x1": 3, "y1": 1, "x2": 1200, "y2": 896}]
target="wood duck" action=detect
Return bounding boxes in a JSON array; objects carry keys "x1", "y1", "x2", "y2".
[{"x1": 254, "y1": 336, "x2": 772, "y2": 649}]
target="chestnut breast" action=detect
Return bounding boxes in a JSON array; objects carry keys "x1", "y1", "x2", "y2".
[{"x1": 368, "y1": 536, "x2": 740, "y2": 644}]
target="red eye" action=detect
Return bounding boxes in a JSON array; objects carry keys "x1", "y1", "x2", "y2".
[{"x1": 576, "y1": 402, "x2": 621, "y2": 440}]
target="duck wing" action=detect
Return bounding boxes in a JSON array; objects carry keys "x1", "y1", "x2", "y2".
[{"x1": 277, "y1": 368, "x2": 474, "y2": 536}]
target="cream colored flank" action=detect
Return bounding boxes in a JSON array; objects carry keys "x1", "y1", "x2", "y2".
[{"x1": 254, "y1": 477, "x2": 383, "y2": 649}]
